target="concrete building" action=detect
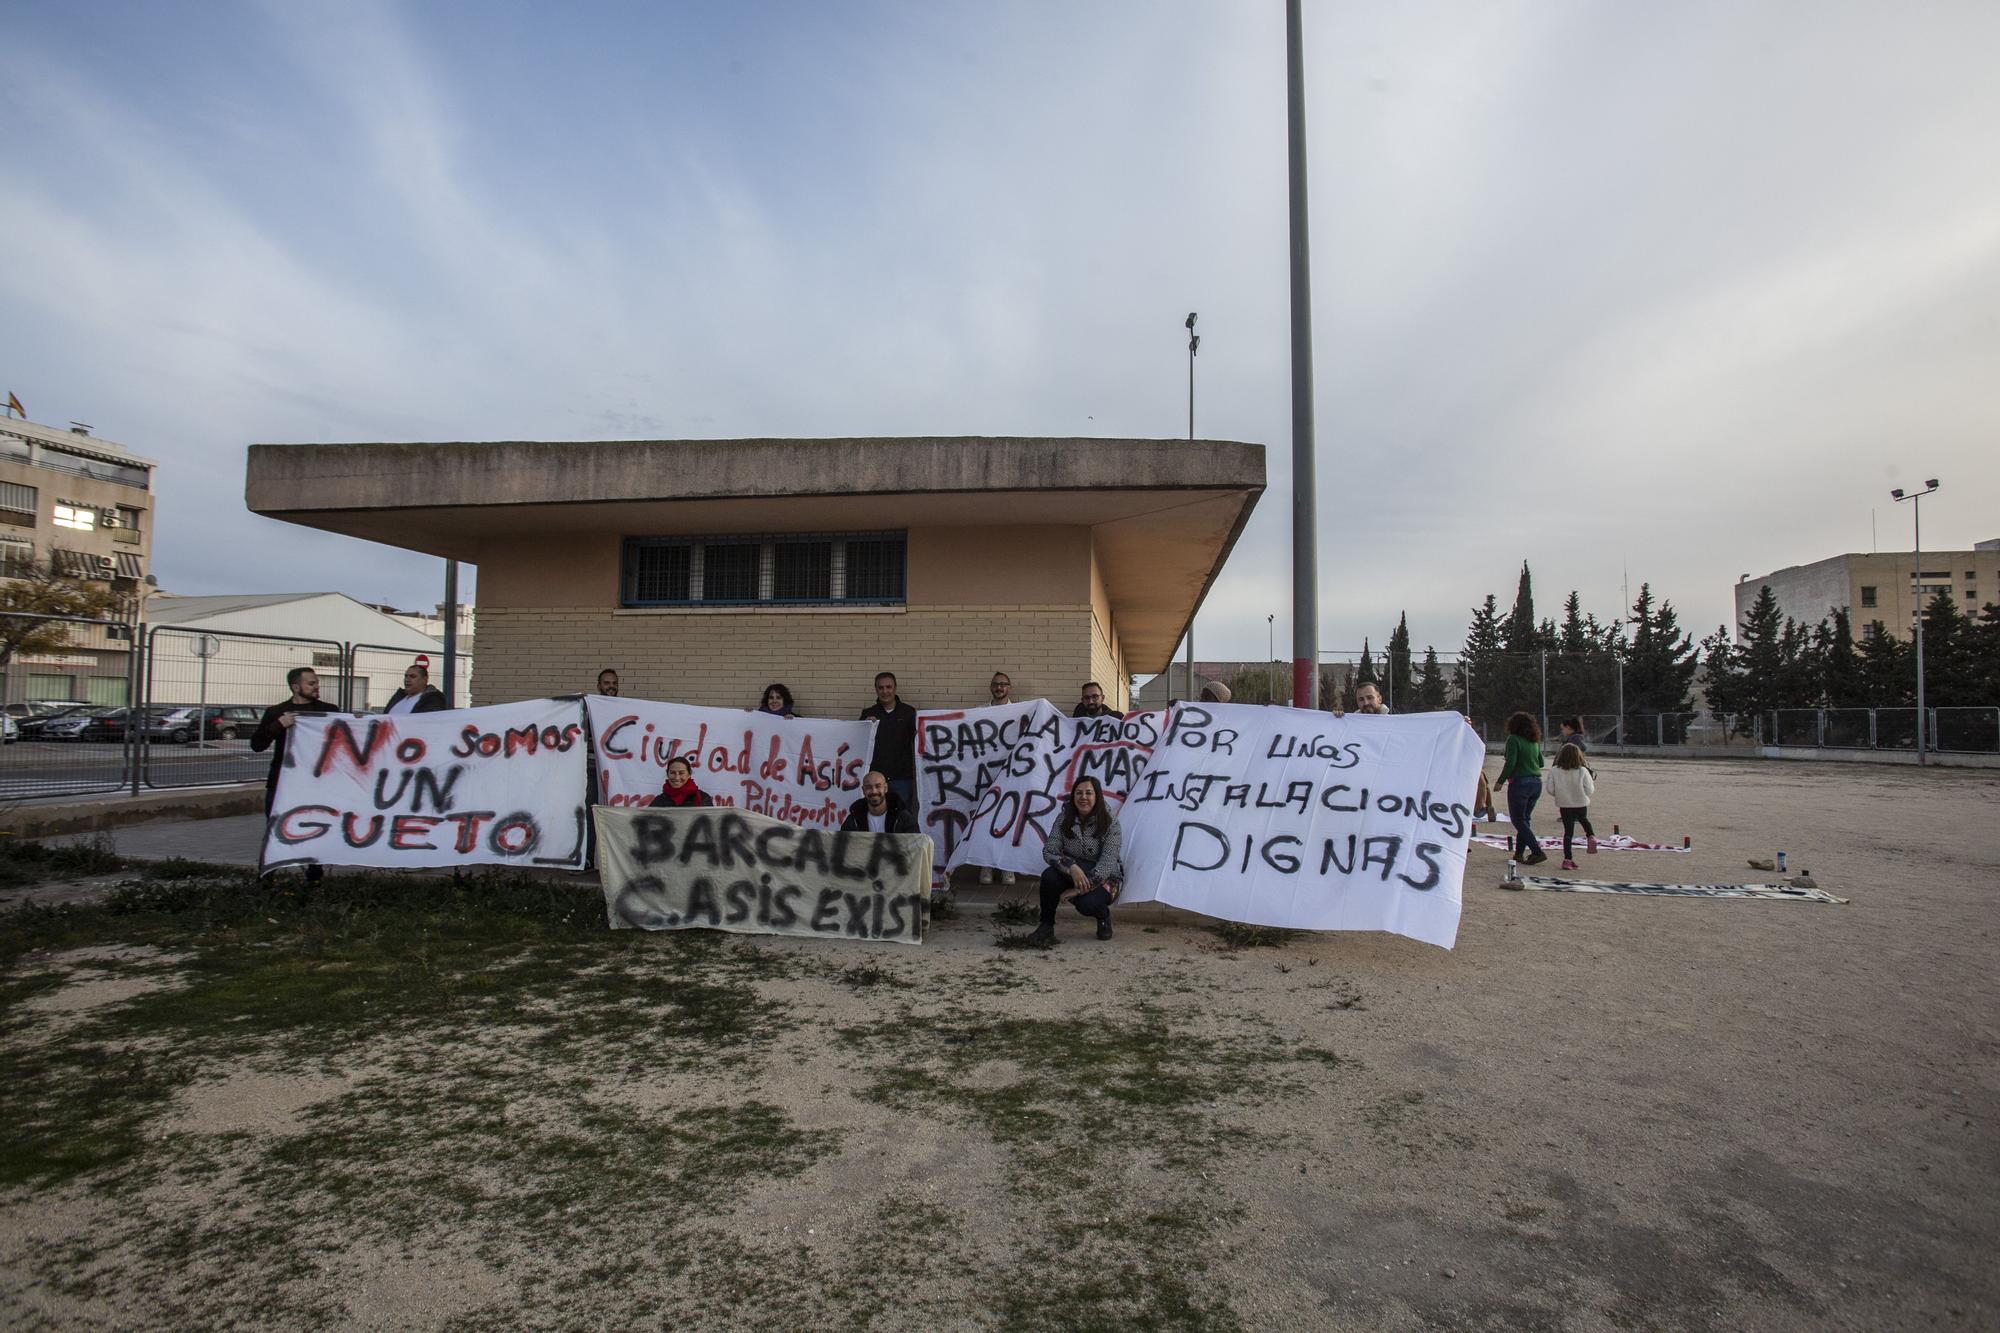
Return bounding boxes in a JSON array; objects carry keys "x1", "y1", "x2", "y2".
[
  {"x1": 0, "y1": 416, "x2": 157, "y2": 704},
  {"x1": 1736, "y1": 538, "x2": 2000, "y2": 640},
  {"x1": 245, "y1": 437, "x2": 1264, "y2": 714},
  {"x1": 146, "y1": 592, "x2": 468, "y2": 710}
]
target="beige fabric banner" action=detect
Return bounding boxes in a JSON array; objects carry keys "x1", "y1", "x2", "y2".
[{"x1": 593, "y1": 805, "x2": 932, "y2": 945}]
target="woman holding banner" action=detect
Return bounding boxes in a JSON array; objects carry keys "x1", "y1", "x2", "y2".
[
  {"x1": 754, "y1": 683, "x2": 798, "y2": 718},
  {"x1": 1030, "y1": 776, "x2": 1123, "y2": 944},
  {"x1": 648, "y1": 755, "x2": 714, "y2": 808}
]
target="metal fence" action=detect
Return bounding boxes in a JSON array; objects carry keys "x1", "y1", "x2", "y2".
[
  {"x1": 0, "y1": 612, "x2": 143, "y2": 800},
  {"x1": 0, "y1": 618, "x2": 471, "y2": 802}
]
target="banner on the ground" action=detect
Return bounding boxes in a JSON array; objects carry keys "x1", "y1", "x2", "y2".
[
  {"x1": 914, "y1": 701, "x2": 1161, "y2": 885},
  {"x1": 594, "y1": 805, "x2": 932, "y2": 943},
  {"x1": 261, "y1": 698, "x2": 590, "y2": 872},
  {"x1": 1116, "y1": 704, "x2": 1486, "y2": 949},
  {"x1": 585, "y1": 696, "x2": 875, "y2": 828}
]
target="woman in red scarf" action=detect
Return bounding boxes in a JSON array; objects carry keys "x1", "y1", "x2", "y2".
[{"x1": 648, "y1": 755, "x2": 714, "y2": 808}]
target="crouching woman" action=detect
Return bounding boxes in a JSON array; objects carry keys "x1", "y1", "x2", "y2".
[{"x1": 1030, "y1": 776, "x2": 1123, "y2": 944}]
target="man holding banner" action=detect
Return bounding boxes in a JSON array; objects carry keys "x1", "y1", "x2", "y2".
[{"x1": 841, "y1": 771, "x2": 918, "y2": 834}]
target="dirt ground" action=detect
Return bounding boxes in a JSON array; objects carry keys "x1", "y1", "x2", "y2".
[{"x1": 0, "y1": 756, "x2": 1995, "y2": 1330}]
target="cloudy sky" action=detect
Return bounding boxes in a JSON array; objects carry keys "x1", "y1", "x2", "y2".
[{"x1": 3, "y1": 0, "x2": 1995, "y2": 665}]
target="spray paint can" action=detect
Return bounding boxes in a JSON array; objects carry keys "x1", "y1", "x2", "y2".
[
  {"x1": 1776, "y1": 851, "x2": 1787, "y2": 873},
  {"x1": 1508, "y1": 858, "x2": 1518, "y2": 881},
  {"x1": 1683, "y1": 835, "x2": 1691, "y2": 849}
]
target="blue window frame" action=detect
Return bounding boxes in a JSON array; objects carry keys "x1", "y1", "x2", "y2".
[{"x1": 620, "y1": 532, "x2": 906, "y2": 607}]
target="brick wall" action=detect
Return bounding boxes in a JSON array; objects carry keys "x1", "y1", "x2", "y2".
[{"x1": 473, "y1": 604, "x2": 1099, "y2": 716}]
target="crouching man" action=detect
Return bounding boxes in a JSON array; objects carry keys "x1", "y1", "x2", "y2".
[{"x1": 840, "y1": 770, "x2": 918, "y2": 834}]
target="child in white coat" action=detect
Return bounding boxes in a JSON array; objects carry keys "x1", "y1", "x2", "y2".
[{"x1": 1546, "y1": 743, "x2": 1597, "y2": 870}]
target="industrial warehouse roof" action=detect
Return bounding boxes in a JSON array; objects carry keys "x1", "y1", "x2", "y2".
[{"x1": 244, "y1": 436, "x2": 1264, "y2": 670}]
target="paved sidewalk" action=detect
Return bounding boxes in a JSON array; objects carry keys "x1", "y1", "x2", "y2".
[{"x1": 54, "y1": 814, "x2": 268, "y2": 866}]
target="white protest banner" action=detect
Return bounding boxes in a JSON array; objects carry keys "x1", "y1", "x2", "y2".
[
  {"x1": 915, "y1": 701, "x2": 1161, "y2": 884},
  {"x1": 585, "y1": 696, "x2": 875, "y2": 828},
  {"x1": 1117, "y1": 703, "x2": 1486, "y2": 949},
  {"x1": 594, "y1": 805, "x2": 931, "y2": 944},
  {"x1": 261, "y1": 698, "x2": 590, "y2": 873}
]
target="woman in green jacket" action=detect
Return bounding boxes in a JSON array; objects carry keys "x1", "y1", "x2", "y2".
[{"x1": 1495, "y1": 711, "x2": 1547, "y2": 864}]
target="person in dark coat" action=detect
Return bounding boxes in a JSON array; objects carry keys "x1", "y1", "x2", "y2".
[
  {"x1": 859, "y1": 672, "x2": 918, "y2": 809},
  {"x1": 1071, "y1": 681, "x2": 1125, "y2": 719},
  {"x1": 839, "y1": 771, "x2": 918, "y2": 833},
  {"x1": 754, "y1": 683, "x2": 797, "y2": 718},
  {"x1": 648, "y1": 755, "x2": 714, "y2": 808},
  {"x1": 250, "y1": 665, "x2": 337, "y2": 882},
  {"x1": 383, "y1": 663, "x2": 448, "y2": 715}
]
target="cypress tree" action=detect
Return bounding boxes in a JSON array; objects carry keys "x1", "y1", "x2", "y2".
[
  {"x1": 1728, "y1": 585, "x2": 1787, "y2": 734},
  {"x1": 1416, "y1": 646, "x2": 1448, "y2": 711},
  {"x1": 1387, "y1": 613, "x2": 1413, "y2": 711}
]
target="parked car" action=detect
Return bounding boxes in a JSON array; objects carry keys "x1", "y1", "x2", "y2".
[
  {"x1": 147, "y1": 706, "x2": 260, "y2": 744},
  {"x1": 38, "y1": 708, "x2": 114, "y2": 741},
  {"x1": 16, "y1": 706, "x2": 87, "y2": 740},
  {"x1": 78, "y1": 708, "x2": 141, "y2": 743},
  {"x1": 0, "y1": 714, "x2": 14, "y2": 744}
]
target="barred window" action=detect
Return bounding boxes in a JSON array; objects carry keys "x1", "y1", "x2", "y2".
[
  {"x1": 620, "y1": 532, "x2": 905, "y2": 608},
  {"x1": 701, "y1": 542, "x2": 761, "y2": 602},
  {"x1": 0, "y1": 481, "x2": 36, "y2": 516},
  {"x1": 0, "y1": 538, "x2": 33, "y2": 576},
  {"x1": 844, "y1": 537, "x2": 906, "y2": 602},
  {"x1": 624, "y1": 542, "x2": 691, "y2": 604}
]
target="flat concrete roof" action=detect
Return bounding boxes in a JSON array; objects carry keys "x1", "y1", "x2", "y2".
[{"x1": 245, "y1": 437, "x2": 1264, "y2": 671}]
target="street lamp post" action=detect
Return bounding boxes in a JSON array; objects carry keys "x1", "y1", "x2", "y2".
[
  {"x1": 1891, "y1": 479, "x2": 1940, "y2": 764},
  {"x1": 1267, "y1": 614, "x2": 1276, "y2": 703},
  {"x1": 1185, "y1": 312, "x2": 1199, "y2": 441}
]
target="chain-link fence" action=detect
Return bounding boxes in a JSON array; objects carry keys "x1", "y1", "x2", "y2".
[
  {"x1": 0, "y1": 618, "x2": 472, "y2": 801},
  {"x1": 141, "y1": 626, "x2": 350, "y2": 790},
  {"x1": 0, "y1": 612, "x2": 143, "y2": 799}
]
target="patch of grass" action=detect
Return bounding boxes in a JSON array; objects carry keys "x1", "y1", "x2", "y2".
[
  {"x1": 836, "y1": 1002, "x2": 1343, "y2": 1330},
  {"x1": 993, "y1": 928, "x2": 1053, "y2": 951},
  {"x1": 0, "y1": 834, "x2": 125, "y2": 886},
  {"x1": 927, "y1": 893, "x2": 959, "y2": 921},
  {"x1": 990, "y1": 898, "x2": 1036, "y2": 925},
  {"x1": 1209, "y1": 921, "x2": 1298, "y2": 950},
  {"x1": 0, "y1": 1042, "x2": 192, "y2": 1186},
  {"x1": 137, "y1": 856, "x2": 239, "y2": 880},
  {"x1": 835, "y1": 962, "x2": 910, "y2": 991}
]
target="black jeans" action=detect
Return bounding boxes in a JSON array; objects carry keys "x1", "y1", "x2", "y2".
[
  {"x1": 1559, "y1": 807, "x2": 1595, "y2": 859},
  {"x1": 1038, "y1": 865, "x2": 1112, "y2": 927}
]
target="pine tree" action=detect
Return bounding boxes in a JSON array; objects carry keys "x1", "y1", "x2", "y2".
[
  {"x1": 1699, "y1": 625, "x2": 1738, "y2": 719},
  {"x1": 1727, "y1": 585, "x2": 1787, "y2": 735},
  {"x1": 1386, "y1": 613, "x2": 1413, "y2": 711},
  {"x1": 1416, "y1": 646, "x2": 1447, "y2": 711},
  {"x1": 1820, "y1": 608, "x2": 1863, "y2": 708},
  {"x1": 1776, "y1": 617, "x2": 1818, "y2": 708},
  {"x1": 1356, "y1": 639, "x2": 1377, "y2": 686},
  {"x1": 1503, "y1": 563, "x2": 1536, "y2": 652},
  {"x1": 1919, "y1": 588, "x2": 1973, "y2": 705},
  {"x1": 1462, "y1": 594, "x2": 1505, "y2": 730},
  {"x1": 1558, "y1": 591, "x2": 1590, "y2": 654},
  {"x1": 1858, "y1": 621, "x2": 1911, "y2": 706},
  {"x1": 1624, "y1": 583, "x2": 1700, "y2": 717}
]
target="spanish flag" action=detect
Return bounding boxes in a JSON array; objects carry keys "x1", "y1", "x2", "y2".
[{"x1": 4, "y1": 392, "x2": 20, "y2": 419}]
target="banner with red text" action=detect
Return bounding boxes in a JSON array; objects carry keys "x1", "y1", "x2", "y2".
[
  {"x1": 915, "y1": 701, "x2": 1162, "y2": 884},
  {"x1": 585, "y1": 696, "x2": 875, "y2": 828},
  {"x1": 260, "y1": 698, "x2": 590, "y2": 873}
]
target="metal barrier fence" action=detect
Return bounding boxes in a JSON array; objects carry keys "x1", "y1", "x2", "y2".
[
  {"x1": 0, "y1": 612, "x2": 143, "y2": 800},
  {"x1": 0, "y1": 619, "x2": 470, "y2": 802},
  {"x1": 141, "y1": 626, "x2": 348, "y2": 791}
]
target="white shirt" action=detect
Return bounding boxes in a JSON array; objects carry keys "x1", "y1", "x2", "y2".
[
  {"x1": 387, "y1": 693, "x2": 424, "y2": 716},
  {"x1": 866, "y1": 810, "x2": 888, "y2": 832}
]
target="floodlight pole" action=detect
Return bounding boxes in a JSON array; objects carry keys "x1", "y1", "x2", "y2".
[
  {"x1": 1186, "y1": 312, "x2": 1199, "y2": 442},
  {"x1": 1892, "y1": 480, "x2": 1939, "y2": 763},
  {"x1": 1286, "y1": 0, "x2": 1320, "y2": 708}
]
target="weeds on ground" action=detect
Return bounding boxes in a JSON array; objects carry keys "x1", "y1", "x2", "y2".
[
  {"x1": 992, "y1": 928, "x2": 1052, "y2": 951},
  {"x1": 1209, "y1": 921, "x2": 1298, "y2": 950},
  {"x1": 836, "y1": 962, "x2": 911, "y2": 990},
  {"x1": 990, "y1": 898, "x2": 1035, "y2": 925},
  {"x1": 0, "y1": 834, "x2": 124, "y2": 886}
]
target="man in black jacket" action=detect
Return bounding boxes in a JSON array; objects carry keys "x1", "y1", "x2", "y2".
[
  {"x1": 1071, "y1": 681, "x2": 1125, "y2": 720},
  {"x1": 859, "y1": 672, "x2": 918, "y2": 810},
  {"x1": 839, "y1": 771, "x2": 918, "y2": 834},
  {"x1": 251, "y1": 666, "x2": 337, "y2": 880},
  {"x1": 382, "y1": 663, "x2": 448, "y2": 714}
]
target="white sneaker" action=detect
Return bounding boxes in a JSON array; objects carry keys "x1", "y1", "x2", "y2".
[{"x1": 976, "y1": 868, "x2": 996, "y2": 886}]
